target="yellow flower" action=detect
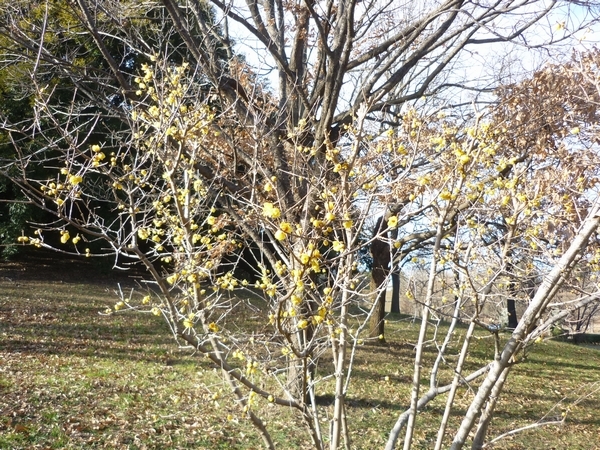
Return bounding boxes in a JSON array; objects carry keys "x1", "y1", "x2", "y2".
[
  {"x1": 151, "y1": 307, "x2": 161, "y2": 316},
  {"x1": 439, "y1": 190, "x2": 452, "y2": 201},
  {"x1": 183, "y1": 319, "x2": 194, "y2": 328},
  {"x1": 245, "y1": 360, "x2": 259, "y2": 376},
  {"x1": 274, "y1": 230, "x2": 287, "y2": 241},
  {"x1": 332, "y1": 241, "x2": 345, "y2": 252},
  {"x1": 206, "y1": 216, "x2": 216, "y2": 225},
  {"x1": 387, "y1": 216, "x2": 398, "y2": 229},
  {"x1": 300, "y1": 253, "x2": 310, "y2": 265},
  {"x1": 280, "y1": 222, "x2": 293, "y2": 233},
  {"x1": 72, "y1": 235, "x2": 81, "y2": 244},
  {"x1": 69, "y1": 174, "x2": 83, "y2": 185},
  {"x1": 60, "y1": 230, "x2": 70, "y2": 244},
  {"x1": 137, "y1": 228, "x2": 150, "y2": 240},
  {"x1": 317, "y1": 306, "x2": 327, "y2": 318},
  {"x1": 343, "y1": 219, "x2": 353, "y2": 229},
  {"x1": 459, "y1": 154, "x2": 470, "y2": 165},
  {"x1": 208, "y1": 322, "x2": 219, "y2": 332},
  {"x1": 187, "y1": 273, "x2": 197, "y2": 283},
  {"x1": 17, "y1": 236, "x2": 29, "y2": 243},
  {"x1": 311, "y1": 315, "x2": 324, "y2": 325},
  {"x1": 310, "y1": 259, "x2": 321, "y2": 272},
  {"x1": 297, "y1": 319, "x2": 309, "y2": 330},
  {"x1": 142, "y1": 295, "x2": 151, "y2": 305},
  {"x1": 263, "y1": 202, "x2": 281, "y2": 219}
]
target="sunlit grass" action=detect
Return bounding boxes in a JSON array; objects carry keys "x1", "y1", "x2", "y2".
[{"x1": 1, "y1": 257, "x2": 599, "y2": 449}]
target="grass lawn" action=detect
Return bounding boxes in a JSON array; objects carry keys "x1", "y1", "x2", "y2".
[{"x1": 1, "y1": 253, "x2": 599, "y2": 449}]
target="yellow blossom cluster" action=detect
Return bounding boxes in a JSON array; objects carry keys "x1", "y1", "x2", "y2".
[
  {"x1": 296, "y1": 242, "x2": 323, "y2": 273},
  {"x1": 132, "y1": 62, "x2": 215, "y2": 145},
  {"x1": 262, "y1": 202, "x2": 281, "y2": 219}
]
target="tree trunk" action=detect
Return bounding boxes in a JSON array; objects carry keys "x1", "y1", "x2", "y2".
[
  {"x1": 390, "y1": 271, "x2": 401, "y2": 313},
  {"x1": 369, "y1": 268, "x2": 388, "y2": 339},
  {"x1": 369, "y1": 217, "x2": 391, "y2": 339},
  {"x1": 470, "y1": 366, "x2": 511, "y2": 449},
  {"x1": 286, "y1": 352, "x2": 306, "y2": 400},
  {"x1": 506, "y1": 298, "x2": 518, "y2": 329},
  {"x1": 506, "y1": 259, "x2": 519, "y2": 329},
  {"x1": 286, "y1": 334, "x2": 315, "y2": 403}
]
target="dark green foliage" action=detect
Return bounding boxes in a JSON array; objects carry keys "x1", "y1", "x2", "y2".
[{"x1": 0, "y1": 0, "x2": 231, "y2": 258}]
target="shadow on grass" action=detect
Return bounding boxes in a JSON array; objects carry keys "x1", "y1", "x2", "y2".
[
  {"x1": 0, "y1": 280, "x2": 186, "y2": 364},
  {"x1": 0, "y1": 315, "x2": 182, "y2": 362},
  {"x1": 314, "y1": 393, "x2": 407, "y2": 412},
  {"x1": 1, "y1": 247, "x2": 146, "y2": 285}
]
